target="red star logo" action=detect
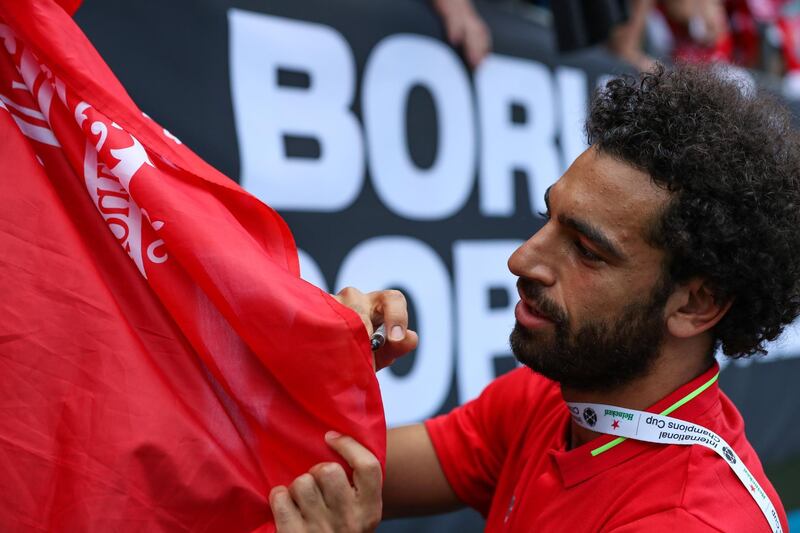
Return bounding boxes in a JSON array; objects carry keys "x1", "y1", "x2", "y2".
[{"x1": 612, "y1": 420, "x2": 620, "y2": 430}]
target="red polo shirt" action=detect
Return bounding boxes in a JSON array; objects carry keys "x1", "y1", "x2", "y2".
[{"x1": 425, "y1": 364, "x2": 788, "y2": 532}]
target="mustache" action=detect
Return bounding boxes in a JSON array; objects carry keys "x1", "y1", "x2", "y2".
[{"x1": 517, "y1": 278, "x2": 568, "y2": 326}]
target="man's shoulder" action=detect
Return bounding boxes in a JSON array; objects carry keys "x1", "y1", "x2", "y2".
[
  {"x1": 597, "y1": 390, "x2": 784, "y2": 532},
  {"x1": 601, "y1": 445, "x2": 779, "y2": 532},
  {"x1": 683, "y1": 431, "x2": 785, "y2": 531},
  {"x1": 615, "y1": 418, "x2": 782, "y2": 532}
]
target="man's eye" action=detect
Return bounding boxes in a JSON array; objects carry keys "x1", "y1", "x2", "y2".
[{"x1": 574, "y1": 240, "x2": 601, "y2": 261}]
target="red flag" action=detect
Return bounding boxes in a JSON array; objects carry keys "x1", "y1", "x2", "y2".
[{"x1": 0, "y1": 1, "x2": 384, "y2": 531}]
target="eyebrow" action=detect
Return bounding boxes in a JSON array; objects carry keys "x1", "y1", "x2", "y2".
[{"x1": 543, "y1": 186, "x2": 627, "y2": 262}]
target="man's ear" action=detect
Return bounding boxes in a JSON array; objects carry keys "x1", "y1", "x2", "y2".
[{"x1": 665, "y1": 278, "x2": 733, "y2": 339}]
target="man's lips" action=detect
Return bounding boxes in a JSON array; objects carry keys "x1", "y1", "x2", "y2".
[
  {"x1": 515, "y1": 299, "x2": 554, "y2": 329},
  {"x1": 515, "y1": 287, "x2": 554, "y2": 329}
]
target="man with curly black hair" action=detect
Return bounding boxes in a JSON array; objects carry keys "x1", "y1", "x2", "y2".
[{"x1": 269, "y1": 64, "x2": 796, "y2": 532}]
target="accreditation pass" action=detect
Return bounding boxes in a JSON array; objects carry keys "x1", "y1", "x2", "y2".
[{"x1": 566, "y1": 402, "x2": 783, "y2": 533}]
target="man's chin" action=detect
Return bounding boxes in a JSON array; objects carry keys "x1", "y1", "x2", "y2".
[
  {"x1": 509, "y1": 322, "x2": 558, "y2": 373},
  {"x1": 509, "y1": 321, "x2": 617, "y2": 391},
  {"x1": 510, "y1": 319, "x2": 555, "y2": 344}
]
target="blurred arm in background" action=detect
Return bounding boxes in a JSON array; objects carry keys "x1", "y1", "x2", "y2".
[
  {"x1": 608, "y1": 0, "x2": 658, "y2": 71},
  {"x1": 431, "y1": 0, "x2": 492, "y2": 69}
]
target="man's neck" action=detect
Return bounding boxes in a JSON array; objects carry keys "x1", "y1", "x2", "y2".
[{"x1": 562, "y1": 337, "x2": 715, "y2": 450}]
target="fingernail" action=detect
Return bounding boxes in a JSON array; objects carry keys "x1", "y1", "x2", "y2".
[
  {"x1": 390, "y1": 325, "x2": 404, "y2": 341},
  {"x1": 325, "y1": 431, "x2": 341, "y2": 441}
]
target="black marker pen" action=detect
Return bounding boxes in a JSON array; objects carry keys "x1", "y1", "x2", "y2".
[{"x1": 370, "y1": 324, "x2": 386, "y2": 351}]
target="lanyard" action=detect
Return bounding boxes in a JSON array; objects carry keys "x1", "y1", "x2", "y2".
[{"x1": 566, "y1": 397, "x2": 783, "y2": 533}]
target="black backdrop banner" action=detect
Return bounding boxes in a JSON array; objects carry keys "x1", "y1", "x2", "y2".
[{"x1": 75, "y1": 0, "x2": 800, "y2": 530}]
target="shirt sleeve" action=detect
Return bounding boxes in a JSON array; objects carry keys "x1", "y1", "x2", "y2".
[
  {"x1": 605, "y1": 508, "x2": 725, "y2": 533},
  {"x1": 424, "y1": 368, "x2": 545, "y2": 516}
]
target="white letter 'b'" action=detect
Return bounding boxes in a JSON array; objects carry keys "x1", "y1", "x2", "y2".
[{"x1": 228, "y1": 10, "x2": 363, "y2": 211}]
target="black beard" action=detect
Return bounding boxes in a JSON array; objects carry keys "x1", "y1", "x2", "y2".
[{"x1": 509, "y1": 278, "x2": 671, "y2": 392}]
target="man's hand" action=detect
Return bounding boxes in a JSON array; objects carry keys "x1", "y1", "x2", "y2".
[
  {"x1": 269, "y1": 432, "x2": 383, "y2": 533},
  {"x1": 431, "y1": 0, "x2": 491, "y2": 69},
  {"x1": 334, "y1": 287, "x2": 419, "y2": 371}
]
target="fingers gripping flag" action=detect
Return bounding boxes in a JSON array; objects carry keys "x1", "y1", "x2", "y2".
[{"x1": 0, "y1": 1, "x2": 384, "y2": 531}]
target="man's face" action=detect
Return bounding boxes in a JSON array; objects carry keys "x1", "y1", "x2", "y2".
[{"x1": 508, "y1": 147, "x2": 673, "y2": 392}]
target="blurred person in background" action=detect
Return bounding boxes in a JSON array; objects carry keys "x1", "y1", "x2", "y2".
[{"x1": 550, "y1": 0, "x2": 730, "y2": 71}]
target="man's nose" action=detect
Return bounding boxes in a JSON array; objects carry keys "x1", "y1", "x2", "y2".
[{"x1": 507, "y1": 227, "x2": 556, "y2": 287}]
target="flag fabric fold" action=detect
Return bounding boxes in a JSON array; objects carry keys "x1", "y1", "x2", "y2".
[{"x1": 0, "y1": 1, "x2": 385, "y2": 531}]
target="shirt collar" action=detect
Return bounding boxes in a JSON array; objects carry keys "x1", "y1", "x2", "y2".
[{"x1": 551, "y1": 362, "x2": 721, "y2": 488}]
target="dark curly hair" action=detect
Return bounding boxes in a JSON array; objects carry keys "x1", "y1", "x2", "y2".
[{"x1": 587, "y1": 63, "x2": 800, "y2": 357}]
